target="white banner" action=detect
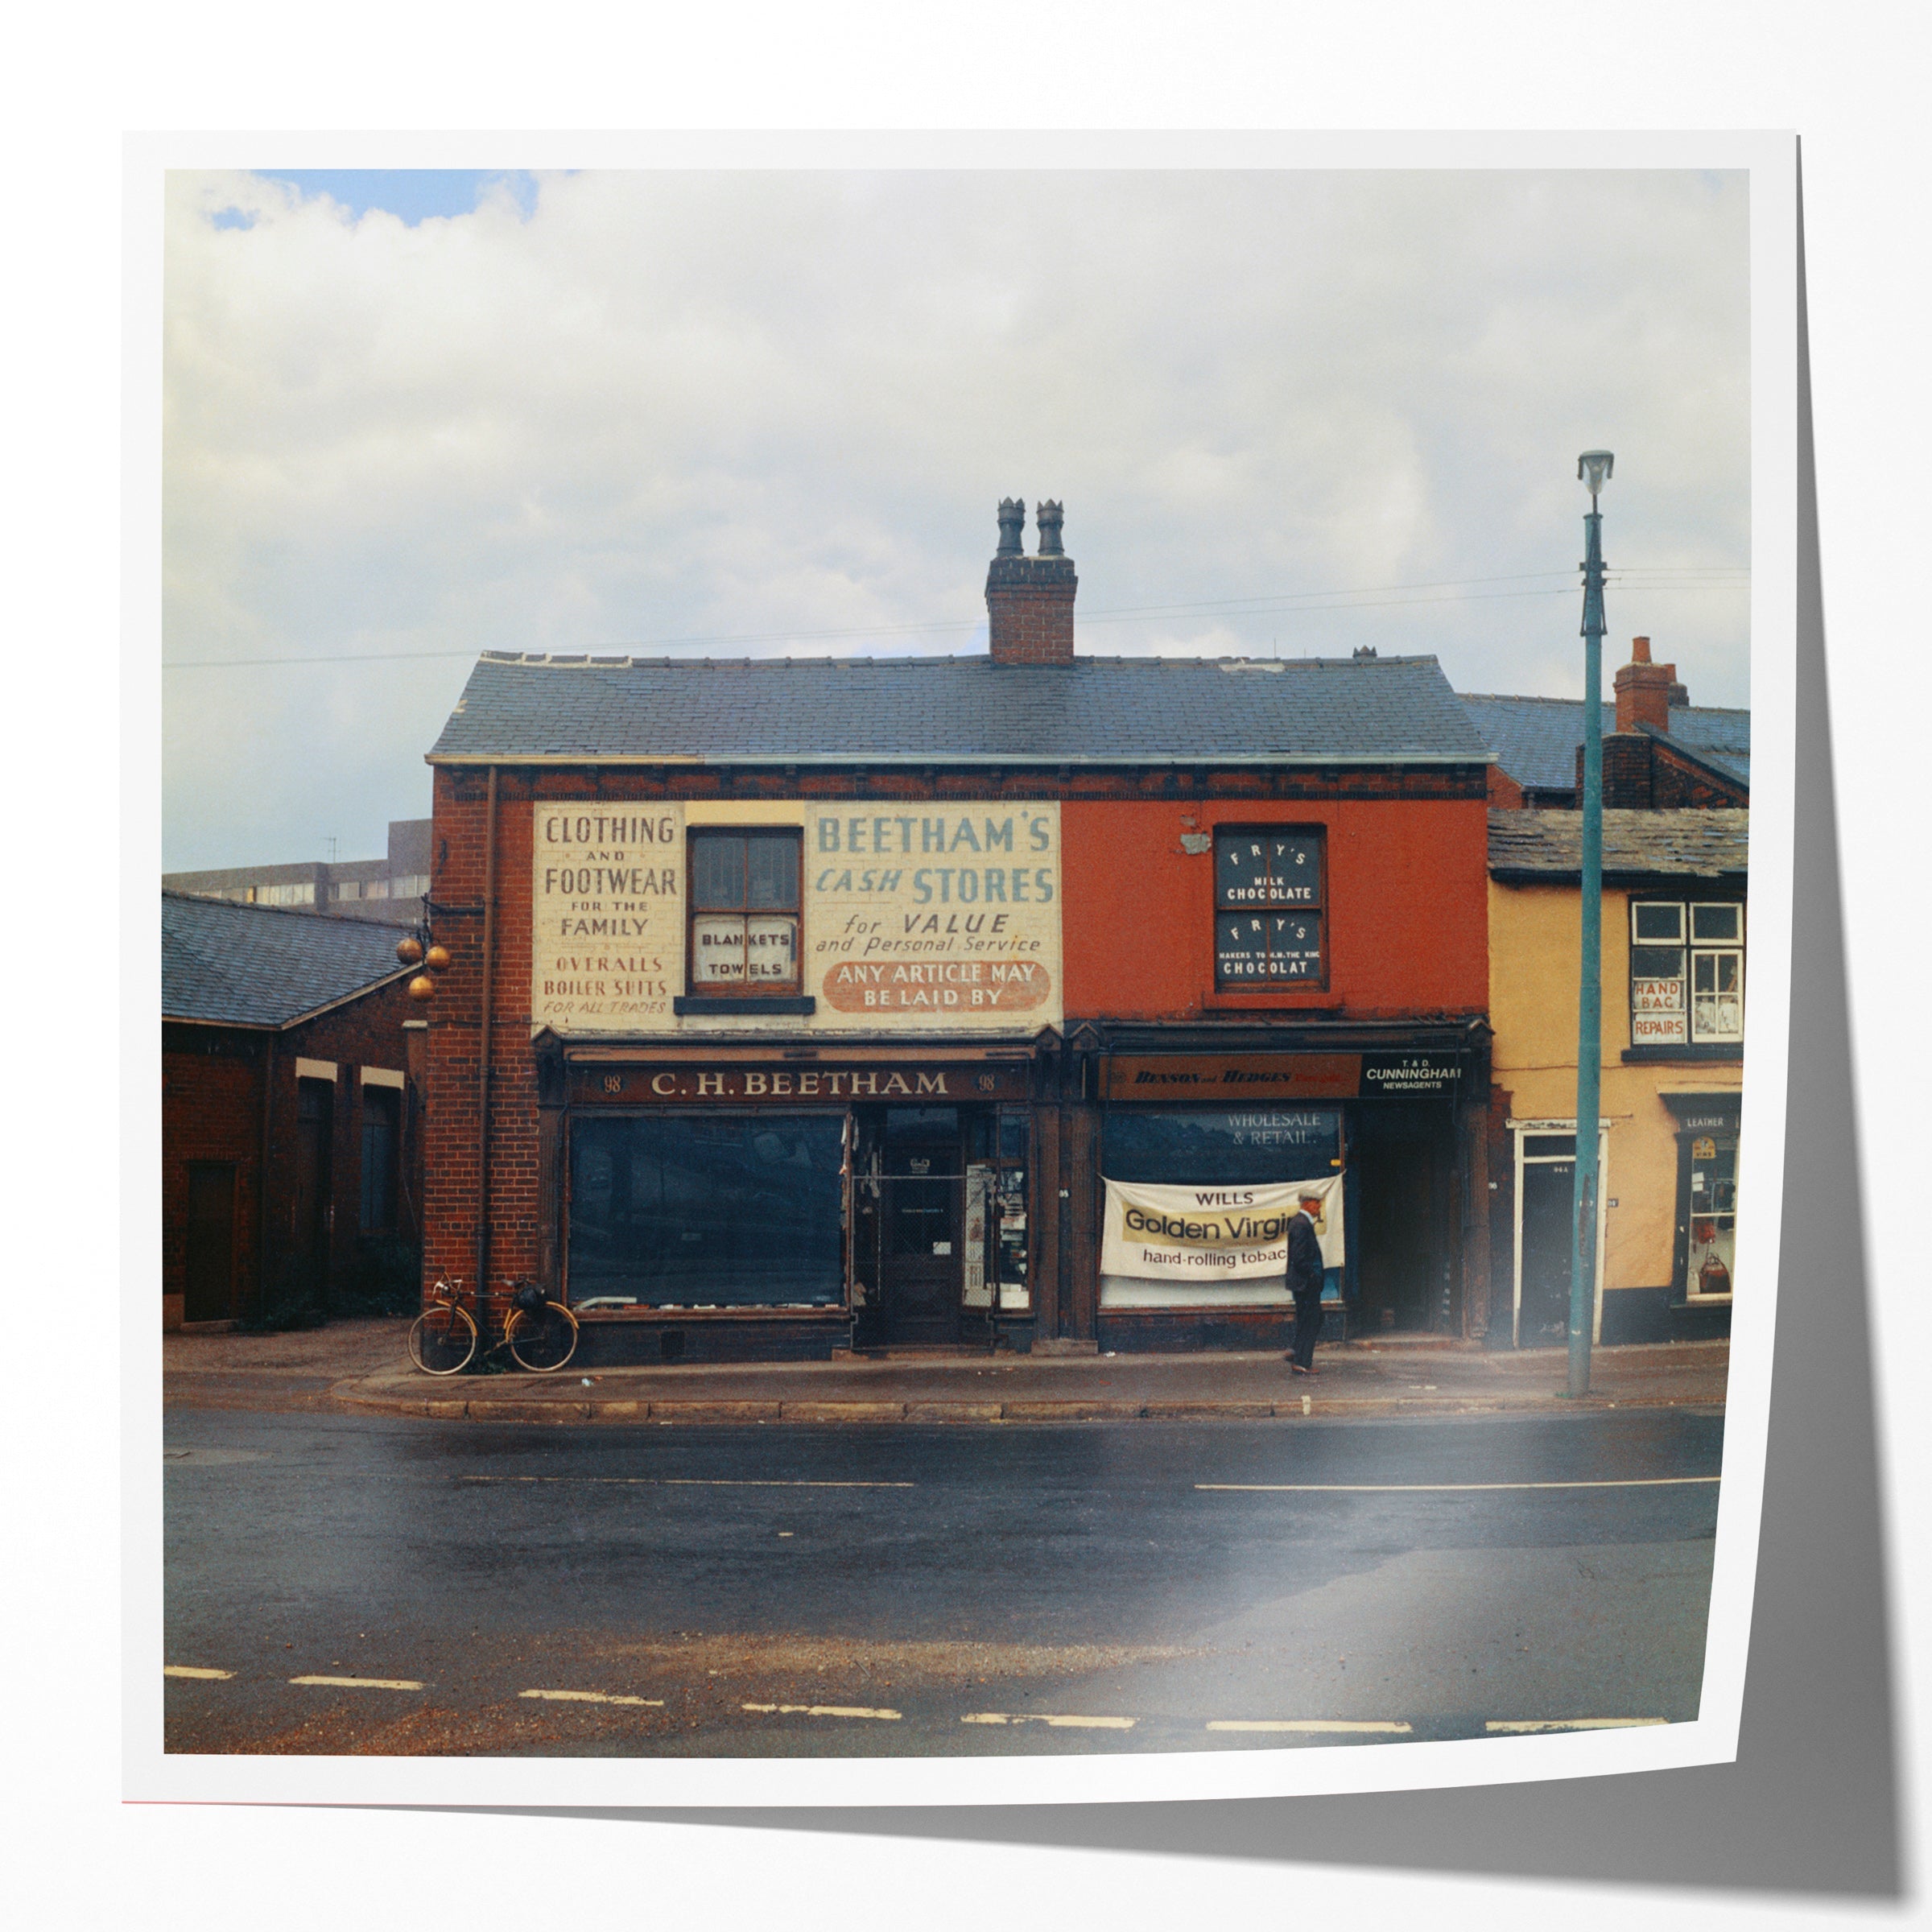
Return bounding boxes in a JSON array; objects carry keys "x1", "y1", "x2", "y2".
[{"x1": 1099, "y1": 1173, "x2": 1345, "y2": 1282}]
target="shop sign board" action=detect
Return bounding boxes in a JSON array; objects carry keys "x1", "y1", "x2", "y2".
[
  {"x1": 572, "y1": 1060, "x2": 1033, "y2": 1104},
  {"x1": 1632, "y1": 975, "x2": 1689, "y2": 1046},
  {"x1": 1359, "y1": 1052, "x2": 1464, "y2": 1096},
  {"x1": 531, "y1": 801, "x2": 1062, "y2": 1035},
  {"x1": 1105, "y1": 1053, "x2": 1363, "y2": 1101},
  {"x1": 1100, "y1": 1173, "x2": 1346, "y2": 1282}
]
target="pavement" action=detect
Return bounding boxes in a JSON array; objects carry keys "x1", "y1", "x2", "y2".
[{"x1": 163, "y1": 1316, "x2": 1729, "y2": 1424}]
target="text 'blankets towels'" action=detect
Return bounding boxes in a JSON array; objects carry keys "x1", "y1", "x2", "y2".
[{"x1": 1099, "y1": 1173, "x2": 1345, "y2": 1282}]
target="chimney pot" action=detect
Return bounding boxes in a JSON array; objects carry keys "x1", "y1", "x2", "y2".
[
  {"x1": 995, "y1": 497, "x2": 1026, "y2": 557},
  {"x1": 985, "y1": 500, "x2": 1076, "y2": 665},
  {"x1": 1613, "y1": 635, "x2": 1674, "y2": 734},
  {"x1": 1631, "y1": 635, "x2": 1652, "y2": 663},
  {"x1": 1034, "y1": 500, "x2": 1065, "y2": 557}
]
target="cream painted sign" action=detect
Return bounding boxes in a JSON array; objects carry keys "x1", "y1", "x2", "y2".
[
  {"x1": 530, "y1": 804, "x2": 684, "y2": 1033},
  {"x1": 530, "y1": 799, "x2": 1062, "y2": 1035},
  {"x1": 805, "y1": 803, "x2": 1061, "y2": 1030}
]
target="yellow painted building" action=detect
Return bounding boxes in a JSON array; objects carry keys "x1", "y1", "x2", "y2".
[{"x1": 1487, "y1": 809, "x2": 1746, "y2": 1346}]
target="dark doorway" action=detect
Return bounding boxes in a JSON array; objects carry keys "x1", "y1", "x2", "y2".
[
  {"x1": 1518, "y1": 1155, "x2": 1576, "y2": 1347},
  {"x1": 1353, "y1": 1105, "x2": 1451, "y2": 1332},
  {"x1": 878, "y1": 1107, "x2": 962, "y2": 1344},
  {"x1": 184, "y1": 1162, "x2": 237, "y2": 1322},
  {"x1": 295, "y1": 1076, "x2": 335, "y2": 1303}
]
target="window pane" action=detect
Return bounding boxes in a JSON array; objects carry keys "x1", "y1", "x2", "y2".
[
  {"x1": 1215, "y1": 912, "x2": 1270, "y2": 978},
  {"x1": 743, "y1": 914, "x2": 799, "y2": 985},
  {"x1": 1523, "y1": 1133, "x2": 1577, "y2": 1158},
  {"x1": 691, "y1": 914, "x2": 747, "y2": 984},
  {"x1": 691, "y1": 834, "x2": 745, "y2": 910},
  {"x1": 1103, "y1": 1108, "x2": 1343, "y2": 1185},
  {"x1": 1215, "y1": 837, "x2": 1269, "y2": 906},
  {"x1": 568, "y1": 1114, "x2": 846, "y2": 1307},
  {"x1": 1265, "y1": 912, "x2": 1323, "y2": 978},
  {"x1": 1691, "y1": 952, "x2": 1744, "y2": 1041},
  {"x1": 746, "y1": 835, "x2": 799, "y2": 910},
  {"x1": 1261, "y1": 832, "x2": 1322, "y2": 904},
  {"x1": 1691, "y1": 902, "x2": 1742, "y2": 943},
  {"x1": 1632, "y1": 945, "x2": 1685, "y2": 980},
  {"x1": 1633, "y1": 902, "x2": 1684, "y2": 941}
]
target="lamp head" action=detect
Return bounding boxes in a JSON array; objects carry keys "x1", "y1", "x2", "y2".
[{"x1": 1578, "y1": 450, "x2": 1614, "y2": 498}]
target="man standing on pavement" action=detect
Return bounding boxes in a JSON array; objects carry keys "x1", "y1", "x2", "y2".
[{"x1": 1286, "y1": 1189, "x2": 1327, "y2": 1376}]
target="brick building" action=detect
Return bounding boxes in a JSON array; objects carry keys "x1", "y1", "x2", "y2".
[
  {"x1": 162, "y1": 891, "x2": 426, "y2": 1327},
  {"x1": 163, "y1": 818, "x2": 432, "y2": 927},
  {"x1": 415, "y1": 506, "x2": 1496, "y2": 1361}
]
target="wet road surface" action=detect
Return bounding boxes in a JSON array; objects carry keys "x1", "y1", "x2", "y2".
[{"x1": 163, "y1": 1407, "x2": 1723, "y2": 1755}]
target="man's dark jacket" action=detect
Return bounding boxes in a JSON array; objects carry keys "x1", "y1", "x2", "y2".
[{"x1": 1286, "y1": 1210, "x2": 1324, "y2": 1302}]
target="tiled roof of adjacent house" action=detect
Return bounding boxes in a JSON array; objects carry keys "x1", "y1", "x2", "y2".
[
  {"x1": 162, "y1": 890, "x2": 412, "y2": 1028},
  {"x1": 1459, "y1": 695, "x2": 1750, "y2": 791},
  {"x1": 1488, "y1": 808, "x2": 1750, "y2": 881},
  {"x1": 426, "y1": 653, "x2": 1495, "y2": 766}
]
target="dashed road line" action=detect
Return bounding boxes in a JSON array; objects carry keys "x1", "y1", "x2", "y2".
[
  {"x1": 1207, "y1": 1719, "x2": 1412, "y2": 1734},
  {"x1": 742, "y1": 1702, "x2": 901, "y2": 1719},
  {"x1": 163, "y1": 1666, "x2": 233, "y2": 1681},
  {"x1": 520, "y1": 1688, "x2": 664, "y2": 1707},
  {"x1": 289, "y1": 1674, "x2": 425, "y2": 1690},
  {"x1": 460, "y1": 1476, "x2": 915, "y2": 1489},
  {"x1": 962, "y1": 1712, "x2": 1136, "y2": 1730},
  {"x1": 1486, "y1": 1717, "x2": 1668, "y2": 1732},
  {"x1": 1196, "y1": 1477, "x2": 1720, "y2": 1493}
]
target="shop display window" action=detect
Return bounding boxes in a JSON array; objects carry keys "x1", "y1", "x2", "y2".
[
  {"x1": 1213, "y1": 828, "x2": 1325, "y2": 985},
  {"x1": 1684, "y1": 1132, "x2": 1738, "y2": 1301},
  {"x1": 687, "y1": 828, "x2": 803, "y2": 994},
  {"x1": 568, "y1": 1113, "x2": 844, "y2": 1307},
  {"x1": 1630, "y1": 898, "x2": 1745, "y2": 1047}
]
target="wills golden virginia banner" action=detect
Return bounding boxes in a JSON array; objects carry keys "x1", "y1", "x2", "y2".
[{"x1": 1100, "y1": 1174, "x2": 1346, "y2": 1282}]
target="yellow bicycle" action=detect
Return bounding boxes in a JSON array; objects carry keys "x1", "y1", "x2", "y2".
[{"x1": 406, "y1": 1276, "x2": 580, "y2": 1377}]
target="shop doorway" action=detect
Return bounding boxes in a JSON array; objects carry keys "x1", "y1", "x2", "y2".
[
  {"x1": 295, "y1": 1076, "x2": 334, "y2": 1301},
  {"x1": 184, "y1": 1161, "x2": 237, "y2": 1322},
  {"x1": 877, "y1": 1107, "x2": 962, "y2": 1344},
  {"x1": 1512, "y1": 1123, "x2": 1609, "y2": 1347},
  {"x1": 1356, "y1": 1136, "x2": 1439, "y2": 1331}
]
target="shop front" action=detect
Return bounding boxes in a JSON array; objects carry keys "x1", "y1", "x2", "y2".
[
  {"x1": 1091, "y1": 1034, "x2": 1488, "y2": 1351},
  {"x1": 546, "y1": 1044, "x2": 1040, "y2": 1360}
]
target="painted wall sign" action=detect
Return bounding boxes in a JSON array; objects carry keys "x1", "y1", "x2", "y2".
[
  {"x1": 531, "y1": 801, "x2": 1062, "y2": 1035},
  {"x1": 572, "y1": 1060, "x2": 1033, "y2": 1104},
  {"x1": 1105, "y1": 1053, "x2": 1363, "y2": 1101}
]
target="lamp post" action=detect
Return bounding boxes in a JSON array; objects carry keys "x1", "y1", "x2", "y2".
[{"x1": 1570, "y1": 449, "x2": 1613, "y2": 1398}]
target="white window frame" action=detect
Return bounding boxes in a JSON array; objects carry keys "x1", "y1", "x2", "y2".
[
  {"x1": 1629, "y1": 898, "x2": 1746, "y2": 1048},
  {"x1": 1508, "y1": 1117, "x2": 1610, "y2": 1348}
]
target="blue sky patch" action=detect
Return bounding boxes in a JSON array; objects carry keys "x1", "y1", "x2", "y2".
[{"x1": 254, "y1": 170, "x2": 539, "y2": 225}]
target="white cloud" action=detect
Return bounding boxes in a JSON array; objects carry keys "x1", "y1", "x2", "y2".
[{"x1": 163, "y1": 165, "x2": 1749, "y2": 867}]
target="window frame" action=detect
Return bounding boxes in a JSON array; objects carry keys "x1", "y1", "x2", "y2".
[
  {"x1": 1629, "y1": 895, "x2": 1745, "y2": 1051},
  {"x1": 684, "y1": 826, "x2": 805, "y2": 1000},
  {"x1": 1212, "y1": 826, "x2": 1328, "y2": 990}
]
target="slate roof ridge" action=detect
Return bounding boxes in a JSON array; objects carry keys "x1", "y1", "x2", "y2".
[
  {"x1": 473, "y1": 649, "x2": 1449, "y2": 671},
  {"x1": 162, "y1": 885, "x2": 372, "y2": 925}
]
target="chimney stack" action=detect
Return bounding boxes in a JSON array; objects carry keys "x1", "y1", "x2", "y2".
[
  {"x1": 986, "y1": 499, "x2": 1077, "y2": 665},
  {"x1": 1614, "y1": 634, "x2": 1678, "y2": 733}
]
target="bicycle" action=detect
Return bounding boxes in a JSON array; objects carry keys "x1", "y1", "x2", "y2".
[{"x1": 406, "y1": 1276, "x2": 580, "y2": 1376}]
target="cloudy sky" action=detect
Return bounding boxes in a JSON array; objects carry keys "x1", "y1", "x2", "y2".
[{"x1": 162, "y1": 164, "x2": 1749, "y2": 871}]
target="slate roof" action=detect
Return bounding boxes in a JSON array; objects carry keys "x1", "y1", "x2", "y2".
[
  {"x1": 1459, "y1": 694, "x2": 1750, "y2": 791},
  {"x1": 1488, "y1": 808, "x2": 1750, "y2": 882},
  {"x1": 163, "y1": 890, "x2": 412, "y2": 1028},
  {"x1": 426, "y1": 653, "x2": 1494, "y2": 766}
]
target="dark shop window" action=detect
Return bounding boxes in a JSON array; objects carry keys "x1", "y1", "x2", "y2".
[
  {"x1": 568, "y1": 1113, "x2": 844, "y2": 1307},
  {"x1": 688, "y1": 828, "x2": 803, "y2": 994},
  {"x1": 359, "y1": 1085, "x2": 400, "y2": 1232},
  {"x1": 1215, "y1": 828, "x2": 1325, "y2": 985},
  {"x1": 1102, "y1": 1108, "x2": 1344, "y2": 1187}
]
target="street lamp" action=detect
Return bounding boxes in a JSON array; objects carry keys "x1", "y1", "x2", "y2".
[{"x1": 1570, "y1": 450, "x2": 1612, "y2": 1397}]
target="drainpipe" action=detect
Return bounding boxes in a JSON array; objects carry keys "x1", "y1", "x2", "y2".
[{"x1": 474, "y1": 766, "x2": 500, "y2": 1331}]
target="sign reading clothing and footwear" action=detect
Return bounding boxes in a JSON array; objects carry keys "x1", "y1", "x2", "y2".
[
  {"x1": 1100, "y1": 1174, "x2": 1346, "y2": 1282},
  {"x1": 530, "y1": 801, "x2": 1062, "y2": 1035}
]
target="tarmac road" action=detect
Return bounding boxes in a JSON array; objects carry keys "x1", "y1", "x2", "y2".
[{"x1": 161, "y1": 1406, "x2": 1724, "y2": 1757}]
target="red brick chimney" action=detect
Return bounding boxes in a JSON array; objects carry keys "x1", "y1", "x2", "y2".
[
  {"x1": 1614, "y1": 634, "x2": 1676, "y2": 733},
  {"x1": 986, "y1": 498, "x2": 1077, "y2": 665}
]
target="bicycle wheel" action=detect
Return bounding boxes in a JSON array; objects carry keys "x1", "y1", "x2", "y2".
[
  {"x1": 407, "y1": 1302, "x2": 477, "y2": 1375},
  {"x1": 506, "y1": 1302, "x2": 578, "y2": 1373}
]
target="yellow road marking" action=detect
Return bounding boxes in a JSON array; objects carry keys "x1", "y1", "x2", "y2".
[
  {"x1": 460, "y1": 1476, "x2": 914, "y2": 1488},
  {"x1": 1486, "y1": 1718, "x2": 1668, "y2": 1732},
  {"x1": 163, "y1": 1666, "x2": 233, "y2": 1681},
  {"x1": 1208, "y1": 1719, "x2": 1412, "y2": 1734},
  {"x1": 1196, "y1": 1477, "x2": 1719, "y2": 1492},
  {"x1": 289, "y1": 1674, "x2": 424, "y2": 1690},
  {"x1": 741, "y1": 1702, "x2": 901, "y2": 1719},
  {"x1": 520, "y1": 1688, "x2": 664, "y2": 1707},
  {"x1": 962, "y1": 1712, "x2": 1136, "y2": 1730}
]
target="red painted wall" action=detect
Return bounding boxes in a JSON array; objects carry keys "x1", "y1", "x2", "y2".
[{"x1": 1060, "y1": 798, "x2": 1488, "y2": 1020}]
